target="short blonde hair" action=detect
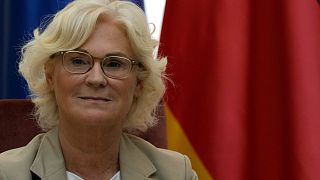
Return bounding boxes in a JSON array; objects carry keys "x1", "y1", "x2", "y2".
[{"x1": 19, "y1": 0, "x2": 167, "y2": 132}]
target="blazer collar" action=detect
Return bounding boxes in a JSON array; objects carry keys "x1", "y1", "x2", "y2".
[
  {"x1": 30, "y1": 128, "x2": 67, "y2": 180},
  {"x1": 119, "y1": 133, "x2": 157, "y2": 179},
  {"x1": 29, "y1": 129, "x2": 157, "y2": 180}
]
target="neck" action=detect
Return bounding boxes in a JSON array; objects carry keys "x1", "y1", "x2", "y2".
[{"x1": 59, "y1": 123, "x2": 122, "y2": 179}]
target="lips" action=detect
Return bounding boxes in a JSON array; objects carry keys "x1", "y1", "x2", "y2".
[{"x1": 79, "y1": 96, "x2": 112, "y2": 102}]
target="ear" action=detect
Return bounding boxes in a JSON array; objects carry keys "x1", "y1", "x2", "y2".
[
  {"x1": 134, "y1": 80, "x2": 143, "y2": 97},
  {"x1": 44, "y1": 62, "x2": 55, "y2": 90}
]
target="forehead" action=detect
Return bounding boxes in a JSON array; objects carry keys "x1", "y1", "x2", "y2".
[{"x1": 79, "y1": 15, "x2": 134, "y2": 59}]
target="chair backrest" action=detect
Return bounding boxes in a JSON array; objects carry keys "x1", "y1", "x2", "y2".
[{"x1": 0, "y1": 99, "x2": 167, "y2": 152}]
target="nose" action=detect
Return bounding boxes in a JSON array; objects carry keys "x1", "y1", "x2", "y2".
[{"x1": 85, "y1": 62, "x2": 107, "y2": 87}]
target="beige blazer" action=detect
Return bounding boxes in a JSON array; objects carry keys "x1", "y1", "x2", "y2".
[{"x1": 0, "y1": 128, "x2": 197, "y2": 180}]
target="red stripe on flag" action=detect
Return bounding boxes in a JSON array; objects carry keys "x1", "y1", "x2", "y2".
[{"x1": 160, "y1": 0, "x2": 320, "y2": 179}]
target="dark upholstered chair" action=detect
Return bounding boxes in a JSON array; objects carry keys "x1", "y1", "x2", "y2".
[{"x1": 0, "y1": 99, "x2": 167, "y2": 153}]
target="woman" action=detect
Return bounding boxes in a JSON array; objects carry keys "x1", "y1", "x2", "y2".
[{"x1": 0, "y1": 0, "x2": 197, "y2": 179}]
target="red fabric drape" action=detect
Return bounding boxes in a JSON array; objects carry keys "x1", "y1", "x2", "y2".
[{"x1": 160, "y1": 0, "x2": 320, "y2": 179}]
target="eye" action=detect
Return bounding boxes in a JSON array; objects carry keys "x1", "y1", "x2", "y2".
[
  {"x1": 106, "y1": 61, "x2": 122, "y2": 68},
  {"x1": 64, "y1": 51, "x2": 92, "y2": 67},
  {"x1": 70, "y1": 58, "x2": 89, "y2": 66},
  {"x1": 103, "y1": 57, "x2": 128, "y2": 70}
]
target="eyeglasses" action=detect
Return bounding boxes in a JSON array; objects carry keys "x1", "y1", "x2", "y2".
[{"x1": 51, "y1": 50, "x2": 139, "y2": 79}]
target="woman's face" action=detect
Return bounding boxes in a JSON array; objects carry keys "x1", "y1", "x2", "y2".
[{"x1": 46, "y1": 16, "x2": 141, "y2": 129}]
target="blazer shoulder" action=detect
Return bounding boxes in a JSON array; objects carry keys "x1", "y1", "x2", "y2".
[
  {"x1": 124, "y1": 133, "x2": 198, "y2": 179},
  {"x1": 0, "y1": 133, "x2": 44, "y2": 178}
]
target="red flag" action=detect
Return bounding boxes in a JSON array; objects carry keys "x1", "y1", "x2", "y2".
[{"x1": 160, "y1": 0, "x2": 320, "y2": 179}]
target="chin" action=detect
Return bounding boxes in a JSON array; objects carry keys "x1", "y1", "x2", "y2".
[{"x1": 77, "y1": 114, "x2": 116, "y2": 127}]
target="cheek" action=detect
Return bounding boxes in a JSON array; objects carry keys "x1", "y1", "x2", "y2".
[
  {"x1": 115, "y1": 78, "x2": 138, "y2": 105},
  {"x1": 124, "y1": 79, "x2": 139, "y2": 98},
  {"x1": 53, "y1": 70, "x2": 80, "y2": 103}
]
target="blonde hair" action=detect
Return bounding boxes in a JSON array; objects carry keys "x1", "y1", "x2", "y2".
[{"x1": 19, "y1": 0, "x2": 167, "y2": 132}]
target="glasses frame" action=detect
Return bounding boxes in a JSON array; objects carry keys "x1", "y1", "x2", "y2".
[{"x1": 51, "y1": 50, "x2": 139, "y2": 80}]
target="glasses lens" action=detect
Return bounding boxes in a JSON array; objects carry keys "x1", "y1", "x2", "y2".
[
  {"x1": 102, "y1": 56, "x2": 132, "y2": 79},
  {"x1": 63, "y1": 51, "x2": 92, "y2": 74}
]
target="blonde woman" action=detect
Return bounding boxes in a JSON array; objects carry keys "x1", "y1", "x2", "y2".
[{"x1": 0, "y1": 0, "x2": 197, "y2": 179}]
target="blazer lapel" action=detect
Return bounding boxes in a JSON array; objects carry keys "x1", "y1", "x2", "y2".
[
  {"x1": 30, "y1": 128, "x2": 67, "y2": 180},
  {"x1": 29, "y1": 130, "x2": 157, "y2": 180},
  {"x1": 119, "y1": 133, "x2": 157, "y2": 180}
]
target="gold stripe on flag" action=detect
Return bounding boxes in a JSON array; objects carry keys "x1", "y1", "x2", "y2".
[{"x1": 165, "y1": 104, "x2": 213, "y2": 180}]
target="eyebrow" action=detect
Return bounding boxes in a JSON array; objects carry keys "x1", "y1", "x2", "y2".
[{"x1": 75, "y1": 48, "x2": 131, "y2": 59}]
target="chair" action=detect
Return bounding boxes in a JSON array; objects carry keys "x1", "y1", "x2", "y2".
[{"x1": 0, "y1": 99, "x2": 167, "y2": 152}]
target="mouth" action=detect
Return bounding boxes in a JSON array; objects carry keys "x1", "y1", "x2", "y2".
[{"x1": 79, "y1": 96, "x2": 112, "y2": 102}]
